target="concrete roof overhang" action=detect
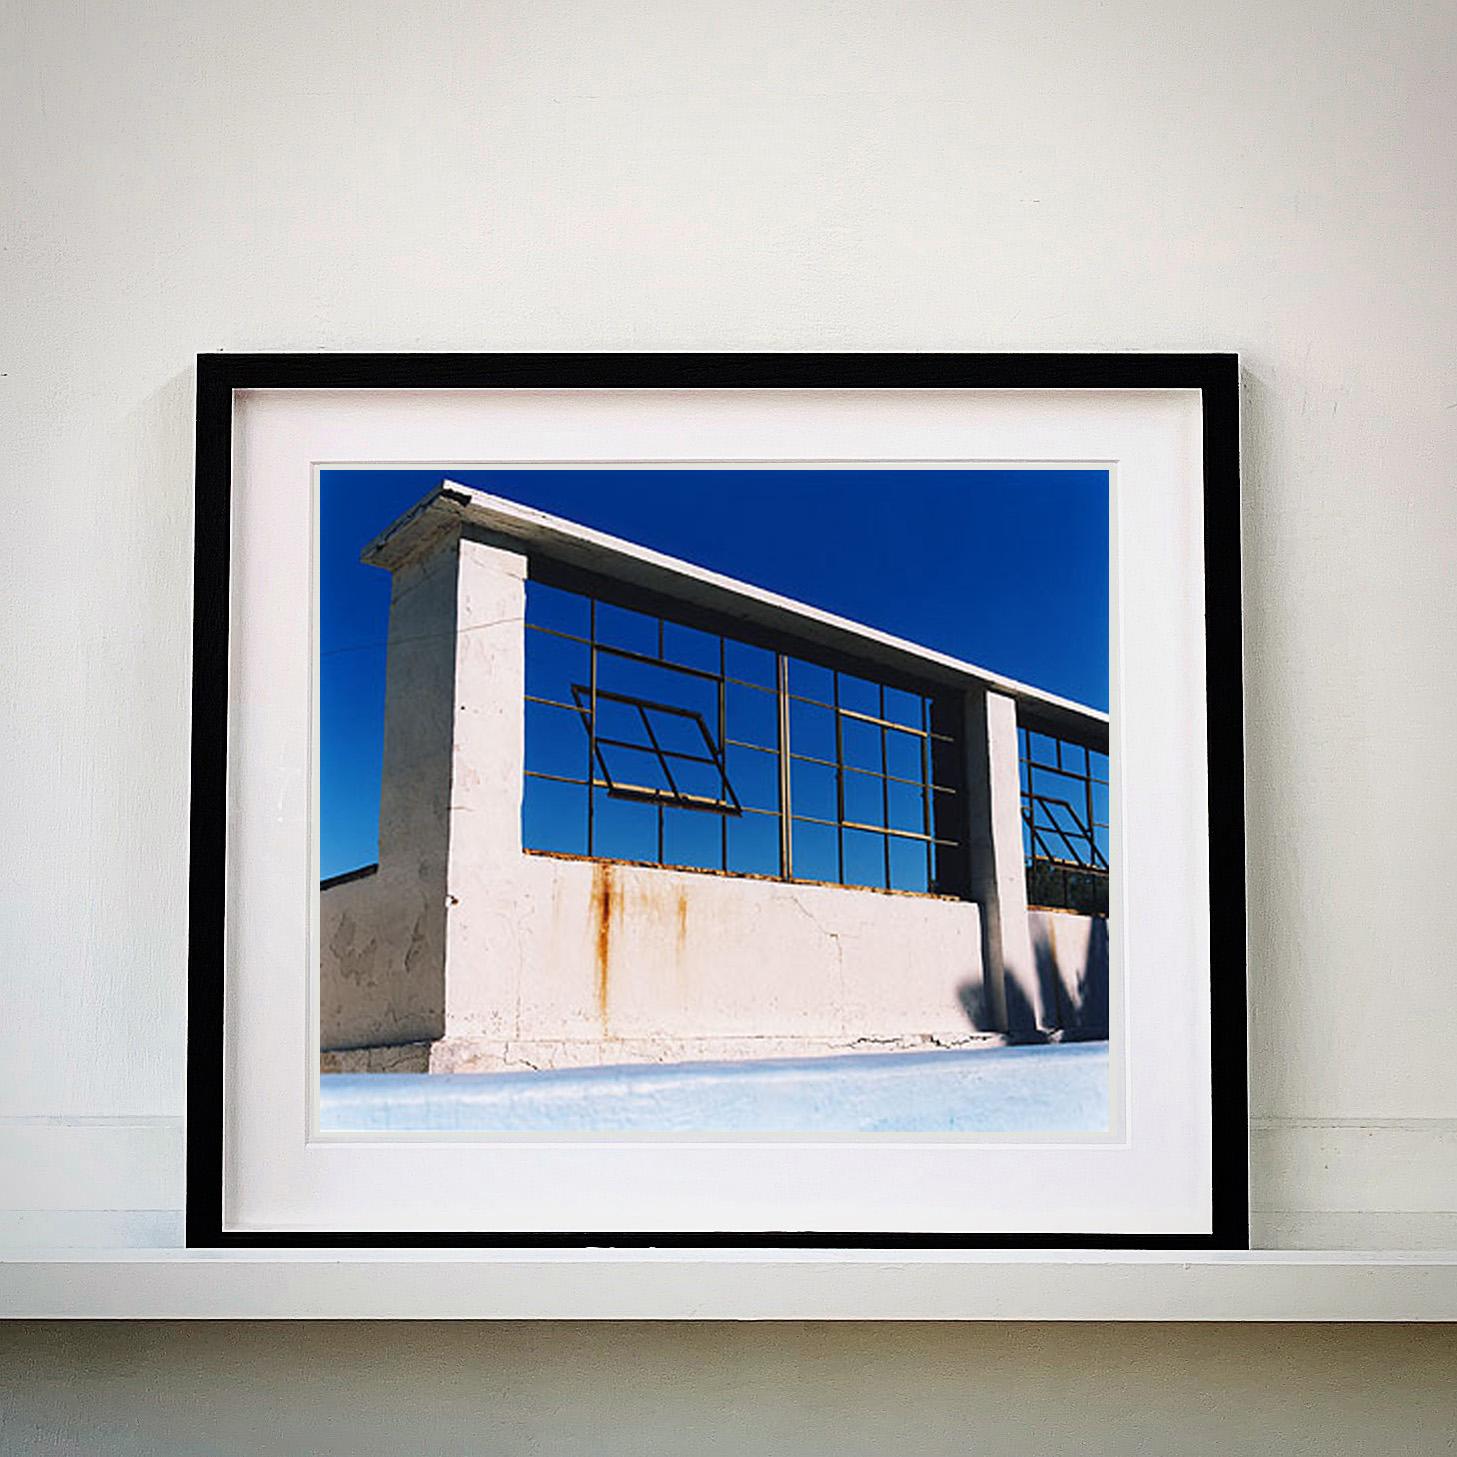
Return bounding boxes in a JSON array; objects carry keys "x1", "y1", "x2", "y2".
[{"x1": 363, "y1": 481, "x2": 1109, "y2": 745}]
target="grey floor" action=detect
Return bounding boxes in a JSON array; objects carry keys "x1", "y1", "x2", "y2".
[{"x1": 3, "y1": 1321, "x2": 1456, "y2": 1456}]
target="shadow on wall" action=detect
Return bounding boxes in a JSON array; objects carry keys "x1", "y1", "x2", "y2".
[
  {"x1": 957, "y1": 972, "x2": 1047, "y2": 1043},
  {"x1": 958, "y1": 913, "x2": 1108, "y2": 1041},
  {"x1": 1034, "y1": 912, "x2": 1109, "y2": 1039},
  {"x1": 956, "y1": 980, "x2": 997, "y2": 1034}
]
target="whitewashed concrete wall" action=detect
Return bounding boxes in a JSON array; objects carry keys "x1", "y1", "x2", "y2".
[
  {"x1": 4, "y1": 0, "x2": 1457, "y2": 1434},
  {"x1": 440, "y1": 856, "x2": 987, "y2": 1070}
]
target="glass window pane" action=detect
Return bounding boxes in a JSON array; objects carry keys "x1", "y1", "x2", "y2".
[
  {"x1": 592, "y1": 787, "x2": 657, "y2": 862},
  {"x1": 791, "y1": 818, "x2": 839, "y2": 883},
  {"x1": 644, "y1": 706, "x2": 711, "y2": 757},
  {"x1": 525, "y1": 580, "x2": 590, "y2": 637},
  {"x1": 1092, "y1": 779, "x2": 1110, "y2": 825},
  {"x1": 1090, "y1": 750, "x2": 1110, "y2": 783},
  {"x1": 725, "y1": 639, "x2": 775, "y2": 687},
  {"x1": 663, "y1": 806, "x2": 722, "y2": 871},
  {"x1": 727, "y1": 744, "x2": 778, "y2": 813},
  {"x1": 595, "y1": 601, "x2": 659, "y2": 655},
  {"x1": 1036, "y1": 769, "x2": 1088, "y2": 818},
  {"x1": 1028, "y1": 731, "x2": 1059, "y2": 767},
  {"x1": 600, "y1": 744, "x2": 671, "y2": 792},
  {"x1": 593, "y1": 696, "x2": 645, "y2": 745},
  {"x1": 887, "y1": 779, "x2": 925, "y2": 834},
  {"x1": 885, "y1": 727, "x2": 922, "y2": 782},
  {"x1": 524, "y1": 630, "x2": 588, "y2": 707},
  {"x1": 889, "y1": 835, "x2": 929, "y2": 893},
  {"x1": 1040, "y1": 816, "x2": 1082, "y2": 862},
  {"x1": 837, "y1": 674, "x2": 880, "y2": 715},
  {"x1": 788, "y1": 699, "x2": 835, "y2": 762},
  {"x1": 1030, "y1": 796, "x2": 1062, "y2": 830},
  {"x1": 597, "y1": 654, "x2": 716, "y2": 719},
  {"x1": 843, "y1": 828, "x2": 887, "y2": 888},
  {"x1": 882, "y1": 686, "x2": 922, "y2": 729},
  {"x1": 790, "y1": 758, "x2": 836, "y2": 821},
  {"x1": 671, "y1": 759, "x2": 728, "y2": 804},
  {"x1": 525, "y1": 700, "x2": 588, "y2": 778},
  {"x1": 843, "y1": 768, "x2": 885, "y2": 828},
  {"x1": 726, "y1": 681, "x2": 777, "y2": 748},
  {"x1": 787, "y1": 657, "x2": 834, "y2": 704},
  {"x1": 662, "y1": 620, "x2": 720, "y2": 673},
  {"x1": 523, "y1": 775, "x2": 588, "y2": 855},
  {"x1": 841, "y1": 717, "x2": 881, "y2": 772},
  {"x1": 728, "y1": 812, "x2": 781, "y2": 877}
]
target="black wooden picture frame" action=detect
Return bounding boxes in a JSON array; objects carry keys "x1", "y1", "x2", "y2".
[{"x1": 187, "y1": 352, "x2": 1246, "y2": 1249}]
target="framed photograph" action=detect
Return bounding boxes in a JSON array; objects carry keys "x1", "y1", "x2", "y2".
[{"x1": 188, "y1": 353, "x2": 1246, "y2": 1247}]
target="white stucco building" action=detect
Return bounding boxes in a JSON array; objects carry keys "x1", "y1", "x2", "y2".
[{"x1": 321, "y1": 483, "x2": 1109, "y2": 1074}]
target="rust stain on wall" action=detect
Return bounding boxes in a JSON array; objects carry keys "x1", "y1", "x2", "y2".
[
  {"x1": 675, "y1": 890, "x2": 689, "y2": 959},
  {"x1": 592, "y1": 861, "x2": 617, "y2": 1028}
]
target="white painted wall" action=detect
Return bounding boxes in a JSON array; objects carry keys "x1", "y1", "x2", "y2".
[{"x1": 3, "y1": 0, "x2": 1455, "y2": 1438}]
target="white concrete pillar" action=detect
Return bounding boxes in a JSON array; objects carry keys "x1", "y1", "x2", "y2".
[
  {"x1": 963, "y1": 688, "x2": 1050, "y2": 1036},
  {"x1": 376, "y1": 536, "x2": 466, "y2": 878},
  {"x1": 438, "y1": 534, "x2": 529, "y2": 1040},
  {"x1": 377, "y1": 527, "x2": 530, "y2": 871},
  {"x1": 329, "y1": 524, "x2": 527, "y2": 1052}
]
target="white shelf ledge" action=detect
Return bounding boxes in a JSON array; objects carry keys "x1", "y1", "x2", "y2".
[{"x1": 3, "y1": 1249, "x2": 1456, "y2": 1321}]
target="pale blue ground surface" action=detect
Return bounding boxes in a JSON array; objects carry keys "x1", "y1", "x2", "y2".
[{"x1": 320, "y1": 1043, "x2": 1109, "y2": 1134}]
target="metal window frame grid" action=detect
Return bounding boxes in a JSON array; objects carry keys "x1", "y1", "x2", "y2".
[
  {"x1": 1017, "y1": 720, "x2": 1110, "y2": 912},
  {"x1": 523, "y1": 579, "x2": 965, "y2": 896}
]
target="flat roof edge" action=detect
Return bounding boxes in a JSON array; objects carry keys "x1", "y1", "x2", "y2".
[{"x1": 362, "y1": 481, "x2": 1108, "y2": 736}]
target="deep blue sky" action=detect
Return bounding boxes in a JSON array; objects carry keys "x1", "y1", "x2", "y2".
[{"x1": 320, "y1": 468, "x2": 1108, "y2": 878}]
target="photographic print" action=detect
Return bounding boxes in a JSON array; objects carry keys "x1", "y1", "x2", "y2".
[
  {"x1": 317, "y1": 466, "x2": 1112, "y2": 1136},
  {"x1": 189, "y1": 355, "x2": 1244, "y2": 1246}
]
